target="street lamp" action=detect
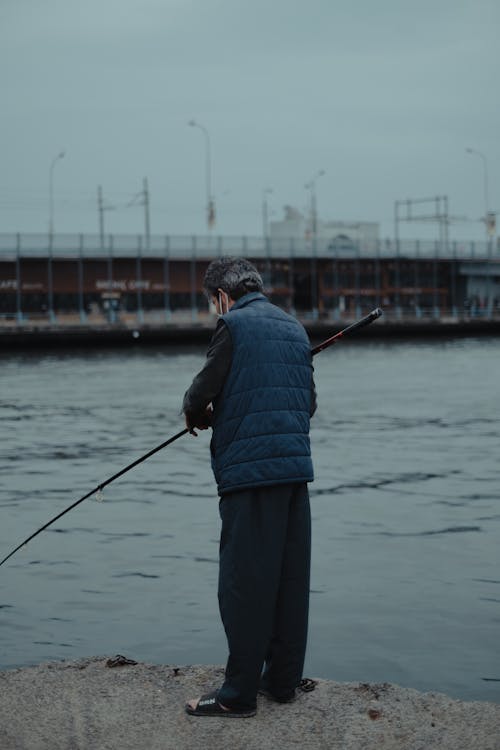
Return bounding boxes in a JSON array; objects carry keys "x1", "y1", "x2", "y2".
[
  {"x1": 47, "y1": 150, "x2": 65, "y2": 325},
  {"x1": 261, "y1": 187, "x2": 274, "y2": 287},
  {"x1": 466, "y1": 147, "x2": 490, "y2": 238},
  {"x1": 304, "y1": 169, "x2": 325, "y2": 238},
  {"x1": 188, "y1": 119, "x2": 215, "y2": 230},
  {"x1": 49, "y1": 150, "x2": 65, "y2": 242},
  {"x1": 304, "y1": 170, "x2": 325, "y2": 322}
]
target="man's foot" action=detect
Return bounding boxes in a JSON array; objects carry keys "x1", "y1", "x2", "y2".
[
  {"x1": 258, "y1": 677, "x2": 317, "y2": 703},
  {"x1": 185, "y1": 691, "x2": 256, "y2": 718},
  {"x1": 258, "y1": 687, "x2": 296, "y2": 703}
]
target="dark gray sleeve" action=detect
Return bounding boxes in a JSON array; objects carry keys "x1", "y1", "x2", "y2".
[{"x1": 182, "y1": 319, "x2": 232, "y2": 419}]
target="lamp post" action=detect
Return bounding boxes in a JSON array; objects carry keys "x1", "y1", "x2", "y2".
[
  {"x1": 262, "y1": 188, "x2": 273, "y2": 287},
  {"x1": 47, "y1": 150, "x2": 65, "y2": 325},
  {"x1": 466, "y1": 147, "x2": 490, "y2": 239},
  {"x1": 188, "y1": 119, "x2": 215, "y2": 230},
  {"x1": 304, "y1": 170, "x2": 325, "y2": 320},
  {"x1": 49, "y1": 150, "x2": 65, "y2": 243},
  {"x1": 304, "y1": 169, "x2": 325, "y2": 320}
]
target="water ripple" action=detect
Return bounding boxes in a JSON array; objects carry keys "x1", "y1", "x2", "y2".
[
  {"x1": 311, "y1": 470, "x2": 456, "y2": 496},
  {"x1": 112, "y1": 571, "x2": 160, "y2": 579},
  {"x1": 376, "y1": 525, "x2": 481, "y2": 537},
  {"x1": 472, "y1": 579, "x2": 500, "y2": 585}
]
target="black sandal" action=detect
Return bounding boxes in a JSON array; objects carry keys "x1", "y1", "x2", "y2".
[
  {"x1": 185, "y1": 691, "x2": 256, "y2": 718},
  {"x1": 299, "y1": 678, "x2": 317, "y2": 692}
]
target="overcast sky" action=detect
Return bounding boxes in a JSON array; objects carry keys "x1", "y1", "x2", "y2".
[{"x1": 1, "y1": 0, "x2": 499, "y2": 241}]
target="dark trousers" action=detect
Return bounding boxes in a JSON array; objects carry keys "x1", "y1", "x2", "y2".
[{"x1": 216, "y1": 482, "x2": 311, "y2": 711}]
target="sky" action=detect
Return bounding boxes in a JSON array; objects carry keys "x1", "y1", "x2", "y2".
[{"x1": 1, "y1": 0, "x2": 499, "y2": 241}]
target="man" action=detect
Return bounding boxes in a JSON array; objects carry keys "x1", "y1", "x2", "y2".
[{"x1": 183, "y1": 257, "x2": 316, "y2": 718}]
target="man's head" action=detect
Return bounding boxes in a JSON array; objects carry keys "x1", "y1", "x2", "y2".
[{"x1": 203, "y1": 257, "x2": 264, "y2": 313}]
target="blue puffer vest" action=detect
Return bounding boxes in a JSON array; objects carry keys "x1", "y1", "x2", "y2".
[{"x1": 210, "y1": 292, "x2": 314, "y2": 495}]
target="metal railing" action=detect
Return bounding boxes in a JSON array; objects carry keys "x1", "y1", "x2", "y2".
[
  {"x1": 1, "y1": 232, "x2": 499, "y2": 326},
  {"x1": 0, "y1": 232, "x2": 498, "y2": 260}
]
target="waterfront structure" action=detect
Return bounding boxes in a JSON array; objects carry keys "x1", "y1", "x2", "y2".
[
  {"x1": 270, "y1": 206, "x2": 379, "y2": 251},
  {"x1": 0, "y1": 232, "x2": 498, "y2": 326}
]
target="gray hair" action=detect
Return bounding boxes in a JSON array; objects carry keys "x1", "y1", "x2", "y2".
[{"x1": 203, "y1": 257, "x2": 264, "y2": 300}]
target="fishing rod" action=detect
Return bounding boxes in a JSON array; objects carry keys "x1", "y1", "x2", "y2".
[
  {"x1": 0, "y1": 307, "x2": 382, "y2": 568},
  {"x1": 311, "y1": 306, "x2": 382, "y2": 355}
]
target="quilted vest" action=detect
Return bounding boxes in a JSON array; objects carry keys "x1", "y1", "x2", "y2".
[{"x1": 210, "y1": 292, "x2": 314, "y2": 495}]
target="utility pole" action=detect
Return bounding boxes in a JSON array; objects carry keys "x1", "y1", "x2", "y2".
[
  {"x1": 98, "y1": 185, "x2": 105, "y2": 250},
  {"x1": 143, "y1": 177, "x2": 151, "y2": 251},
  {"x1": 97, "y1": 185, "x2": 117, "y2": 251},
  {"x1": 394, "y1": 196, "x2": 453, "y2": 319},
  {"x1": 262, "y1": 188, "x2": 273, "y2": 239},
  {"x1": 48, "y1": 150, "x2": 65, "y2": 244},
  {"x1": 466, "y1": 147, "x2": 490, "y2": 240},
  {"x1": 305, "y1": 169, "x2": 325, "y2": 240},
  {"x1": 126, "y1": 178, "x2": 151, "y2": 250}
]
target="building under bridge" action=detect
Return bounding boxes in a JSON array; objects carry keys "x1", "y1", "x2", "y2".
[{"x1": 0, "y1": 233, "x2": 499, "y2": 326}]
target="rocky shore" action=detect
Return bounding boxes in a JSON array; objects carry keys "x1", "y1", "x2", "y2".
[{"x1": 0, "y1": 658, "x2": 498, "y2": 750}]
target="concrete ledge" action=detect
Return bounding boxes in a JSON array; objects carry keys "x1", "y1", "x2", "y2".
[{"x1": 0, "y1": 658, "x2": 498, "y2": 749}]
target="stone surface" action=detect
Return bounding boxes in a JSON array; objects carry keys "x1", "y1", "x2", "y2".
[{"x1": 0, "y1": 658, "x2": 499, "y2": 750}]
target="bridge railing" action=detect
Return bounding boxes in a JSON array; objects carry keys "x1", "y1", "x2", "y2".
[{"x1": 0, "y1": 232, "x2": 497, "y2": 260}]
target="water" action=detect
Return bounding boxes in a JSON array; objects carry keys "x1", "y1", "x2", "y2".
[{"x1": 0, "y1": 337, "x2": 499, "y2": 703}]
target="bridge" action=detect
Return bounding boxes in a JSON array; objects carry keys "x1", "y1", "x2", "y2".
[{"x1": 0, "y1": 233, "x2": 499, "y2": 339}]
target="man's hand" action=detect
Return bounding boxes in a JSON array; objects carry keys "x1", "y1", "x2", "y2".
[{"x1": 184, "y1": 406, "x2": 213, "y2": 436}]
